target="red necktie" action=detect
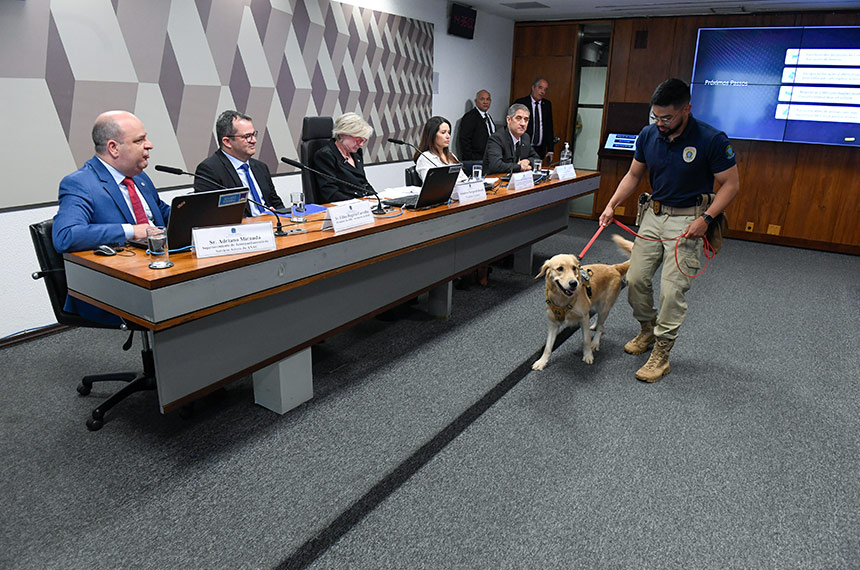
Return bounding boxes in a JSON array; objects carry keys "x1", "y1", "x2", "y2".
[{"x1": 122, "y1": 177, "x2": 149, "y2": 225}]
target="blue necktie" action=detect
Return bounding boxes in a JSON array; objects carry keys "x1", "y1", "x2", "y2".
[{"x1": 239, "y1": 163, "x2": 264, "y2": 216}]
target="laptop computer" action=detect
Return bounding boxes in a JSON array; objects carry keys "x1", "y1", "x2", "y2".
[
  {"x1": 129, "y1": 187, "x2": 249, "y2": 250},
  {"x1": 384, "y1": 165, "x2": 461, "y2": 209}
]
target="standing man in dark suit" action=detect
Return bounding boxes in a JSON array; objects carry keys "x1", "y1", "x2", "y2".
[
  {"x1": 514, "y1": 77, "x2": 554, "y2": 162},
  {"x1": 194, "y1": 110, "x2": 285, "y2": 216},
  {"x1": 457, "y1": 89, "x2": 495, "y2": 161},
  {"x1": 52, "y1": 110, "x2": 170, "y2": 324},
  {"x1": 482, "y1": 103, "x2": 540, "y2": 175}
]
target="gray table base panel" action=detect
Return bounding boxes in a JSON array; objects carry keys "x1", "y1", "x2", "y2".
[
  {"x1": 252, "y1": 347, "x2": 313, "y2": 414},
  {"x1": 150, "y1": 203, "x2": 570, "y2": 411}
]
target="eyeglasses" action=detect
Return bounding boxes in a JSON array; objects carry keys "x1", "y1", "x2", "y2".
[
  {"x1": 348, "y1": 135, "x2": 368, "y2": 146},
  {"x1": 227, "y1": 130, "x2": 258, "y2": 141},
  {"x1": 649, "y1": 113, "x2": 676, "y2": 125}
]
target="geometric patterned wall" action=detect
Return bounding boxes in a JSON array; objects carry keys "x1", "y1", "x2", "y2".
[{"x1": 0, "y1": 0, "x2": 433, "y2": 209}]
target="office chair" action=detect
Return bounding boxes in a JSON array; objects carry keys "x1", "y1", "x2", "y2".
[
  {"x1": 299, "y1": 116, "x2": 333, "y2": 204},
  {"x1": 404, "y1": 166, "x2": 421, "y2": 186},
  {"x1": 29, "y1": 220, "x2": 156, "y2": 431}
]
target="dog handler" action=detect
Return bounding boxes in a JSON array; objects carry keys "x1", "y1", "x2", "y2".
[{"x1": 598, "y1": 78, "x2": 739, "y2": 382}]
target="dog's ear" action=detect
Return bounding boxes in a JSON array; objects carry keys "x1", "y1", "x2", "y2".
[{"x1": 535, "y1": 260, "x2": 550, "y2": 279}]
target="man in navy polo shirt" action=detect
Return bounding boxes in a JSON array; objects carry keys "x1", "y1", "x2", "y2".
[{"x1": 599, "y1": 78, "x2": 739, "y2": 383}]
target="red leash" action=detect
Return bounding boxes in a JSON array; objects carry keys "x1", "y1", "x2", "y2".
[{"x1": 579, "y1": 219, "x2": 715, "y2": 278}]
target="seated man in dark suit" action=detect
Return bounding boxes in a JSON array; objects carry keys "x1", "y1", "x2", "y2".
[
  {"x1": 482, "y1": 103, "x2": 540, "y2": 175},
  {"x1": 457, "y1": 89, "x2": 495, "y2": 161},
  {"x1": 193, "y1": 110, "x2": 285, "y2": 216},
  {"x1": 514, "y1": 77, "x2": 554, "y2": 161},
  {"x1": 52, "y1": 110, "x2": 170, "y2": 324}
]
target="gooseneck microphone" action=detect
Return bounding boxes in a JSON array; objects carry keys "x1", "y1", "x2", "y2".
[
  {"x1": 279, "y1": 156, "x2": 388, "y2": 215},
  {"x1": 387, "y1": 138, "x2": 425, "y2": 164},
  {"x1": 154, "y1": 164, "x2": 293, "y2": 236}
]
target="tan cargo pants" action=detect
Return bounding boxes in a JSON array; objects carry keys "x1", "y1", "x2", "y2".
[{"x1": 627, "y1": 208, "x2": 704, "y2": 340}]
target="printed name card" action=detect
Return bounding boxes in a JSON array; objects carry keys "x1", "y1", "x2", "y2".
[
  {"x1": 193, "y1": 222, "x2": 277, "y2": 258},
  {"x1": 320, "y1": 200, "x2": 375, "y2": 232},
  {"x1": 551, "y1": 164, "x2": 577, "y2": 181},
  {"x1": 508, "y1": 171, "x2": 534, "y2": 191},
  {"x1": 453, "y1": 180, "x2": 486, "y2": 204}
]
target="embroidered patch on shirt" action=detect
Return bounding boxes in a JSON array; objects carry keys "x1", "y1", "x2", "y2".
[
  {"x1": 725, "y1": 144, "x2": 735, "y2": 159},
  {"x1": 683, "y1": 146, "x2": 697, "y2": 163}
]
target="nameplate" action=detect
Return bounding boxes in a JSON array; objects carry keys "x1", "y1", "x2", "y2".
[
  {"x1": 193, "y1": 222, "x2": 277, "y2": 258},
  {"x1": 452, "y1": 180, "x2": 486, "y2": 204},
  {"x1": 508, "y1": 171, "x2": 534, "y2": 191},
  {"x1": 551, "y1": 164, "x2": 577, "y2": 181},
  {"x1": 320, "y1": 200, "x2": 375, "y2": 232}
]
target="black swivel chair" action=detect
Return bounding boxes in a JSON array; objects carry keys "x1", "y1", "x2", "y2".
[
  {"x1": 299, "y1": 116, "x2": 333, "y2": 204},
  {"x1": 30, "y1": 220, "x2": 156, "y2": 431},
  {"x1": 405, "y1": 166, "x2": 421, "y2": 187}
]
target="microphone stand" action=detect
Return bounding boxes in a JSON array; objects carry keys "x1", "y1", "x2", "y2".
[
  {"x1": 387, "y1": 138, "x2": 424, "y2": 163},
  {"x1": 279, "y1": 156, "x2": 389, "y2": 215},
  {"x1": 154, "y1": 164, "x2": 293, "y2": 236}
]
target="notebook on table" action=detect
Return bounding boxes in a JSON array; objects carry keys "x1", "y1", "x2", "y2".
[
  {"x1": 383, "y1": 165, "x2": 460, "y2": 209},
  {"x1": 128, "y1": 187, "x2": 249, "y2": 250}
]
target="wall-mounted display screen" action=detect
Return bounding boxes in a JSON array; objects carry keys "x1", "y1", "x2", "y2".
[{"x1": 690, "y1": 26, "x2": 860, "y2": 147}]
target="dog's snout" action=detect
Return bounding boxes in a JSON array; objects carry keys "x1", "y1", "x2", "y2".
[{"x1": 568, "y1": 280, "x2": 578, "y2": 290}]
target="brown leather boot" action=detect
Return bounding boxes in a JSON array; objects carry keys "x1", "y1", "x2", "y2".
[
  {"x1": 635, "y1": 338, "x2": 674, "y2": 383},
  {"x1": 624, "y1": 320, "x2": 655, "y2": 354}
]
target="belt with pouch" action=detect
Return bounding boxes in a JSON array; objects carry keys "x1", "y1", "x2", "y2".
[{"x1": 651, "y1": 194, "x2": 708, "y2": 216}]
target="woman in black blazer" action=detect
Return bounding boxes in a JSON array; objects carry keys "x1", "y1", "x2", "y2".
[{"x1": 312, "y1": 113, "x2": 375, "y2": 202}]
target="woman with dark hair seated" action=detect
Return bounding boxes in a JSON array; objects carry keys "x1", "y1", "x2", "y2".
[
  {"x1": 313, "y1": 112, "x2": 375, "y2": 202},
  {"x1": 416, "y1": 116, "x2": 489, "y2": 287},
  {"x1": 413, "y1": 116, "x2": 468, "y2": 183}
]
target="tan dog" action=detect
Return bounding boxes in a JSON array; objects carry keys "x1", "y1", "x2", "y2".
[{"x1": 532, "y1": 234, "x2": 634, "y2": 371}]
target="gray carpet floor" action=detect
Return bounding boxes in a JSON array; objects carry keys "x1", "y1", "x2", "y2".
[{"x1": 2, "y1": 217, "x2": 858, "y2": 570}]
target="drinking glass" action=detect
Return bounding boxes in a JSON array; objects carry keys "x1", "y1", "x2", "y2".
[
  {"x1": 533, "y1": 159, "x2": 542, "y2": 174},
  {"x1": 290, "y1": 192, "x2": 306, "y2": 223},
  {"x1": 146, "y1": 226, "x2": 173, "y2": 269},
  {"x1": 471, "y1": 164, "x2": 483, "y2": 181}
]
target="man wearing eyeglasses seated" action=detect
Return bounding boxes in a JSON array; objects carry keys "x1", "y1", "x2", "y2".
[
  {"x1": 193, "y1": 110, "x2": 285, "y2": 217},
  {"x1": 312, "y1": 112, "x2": 376, "y2": 203},
  {"x1": 599, "y1": 78, "x2": 739, "y2": 384}
]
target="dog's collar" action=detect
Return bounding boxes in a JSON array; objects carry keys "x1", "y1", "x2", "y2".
[{"x1": 546, "y1": 298, "x2": 574, "y2": 321}]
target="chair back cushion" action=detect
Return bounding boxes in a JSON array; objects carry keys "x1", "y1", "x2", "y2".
[
  {"x1": 404, "y1": 166, "x2": 421, "y2": 187},
  {"x1": 29, "y1": 219, "x2": 80, "y2": 326},
  {"x1": 299, "y1": 116, "x2": 333, "y2": 204}
]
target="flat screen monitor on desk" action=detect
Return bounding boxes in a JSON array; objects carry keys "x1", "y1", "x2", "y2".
[
  {"x1": 604, "y1": 133, "x2": 638, "y2": 152},
  {"x1": 128, "y1": 187, "x2": 249, "y2": 250}
]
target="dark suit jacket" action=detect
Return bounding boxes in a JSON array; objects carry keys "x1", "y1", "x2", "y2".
[
  {"x1": 52, "y1": 156, "x2": 170, "y2": 324},
  {"x1": 457, "y1": 107, "x2": 493, "y2": 161},
  {"x1": 193, "y1": 150, "x2": 285, "y2": 215},
  {"x1": 513, "y1": 95, "x2": 554, "y2": 157},
  {"x1": 482, "y1": 129, "x2": 540, "y2": 175},
  {"x1": 312, "y1": 140, "x2": 375, "y2": 202}
]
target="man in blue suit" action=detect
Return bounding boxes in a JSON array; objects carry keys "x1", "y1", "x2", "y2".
[{"x1": 52, "y1": 110, "x2": 170, "y2": 324}]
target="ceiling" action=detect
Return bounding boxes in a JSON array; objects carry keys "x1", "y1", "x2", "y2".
[{"x1": 462, "y1": 0, "x2": 860, "y2": 22}]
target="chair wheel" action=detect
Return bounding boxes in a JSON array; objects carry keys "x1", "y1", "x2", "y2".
[
  {"x1": 86, "y1": 418, "x2": 103, "y2": 431},
  {"x1": 77, "y1": 384, "x2": 91, "y2": 396}
]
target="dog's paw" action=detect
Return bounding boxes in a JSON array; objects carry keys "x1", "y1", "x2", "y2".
[
  {"x1": 591, "y1": 340, "x2": 601, "y2": 352},
  {"x1": 582, "y1": 352, "x2": 594, "y2": 365},
  {"x1": 590, "y1": 321, "x2": 598, "y2": 331},
  {"x1": 532, "y1": 359, "x2": 547, "y2": 371}
]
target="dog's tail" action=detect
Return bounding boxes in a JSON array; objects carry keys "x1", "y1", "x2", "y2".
[{"x1": 611, "y1": 234, "x2": 634, "y2": 276}]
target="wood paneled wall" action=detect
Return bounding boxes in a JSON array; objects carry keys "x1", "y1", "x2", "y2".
[{"x1": 513, "y1": 12, "x2": 860, "y2": 253}]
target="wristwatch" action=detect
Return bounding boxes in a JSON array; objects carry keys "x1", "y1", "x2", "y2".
[{"x1": 701, "y1": 213, "x2": 714, "y2": 225}]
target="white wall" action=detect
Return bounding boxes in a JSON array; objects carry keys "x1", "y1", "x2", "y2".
[{"x1": 0, "y1": 0, "x2": 514, "y2": 339}]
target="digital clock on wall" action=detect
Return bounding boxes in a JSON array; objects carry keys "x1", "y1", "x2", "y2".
[{"x1": 448, "y1": 3, "x2": 476, "y2": 39}]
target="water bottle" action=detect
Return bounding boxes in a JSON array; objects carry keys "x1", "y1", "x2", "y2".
[{"x1": 559, "y1": 142, "x2": 572, "y2": 166}]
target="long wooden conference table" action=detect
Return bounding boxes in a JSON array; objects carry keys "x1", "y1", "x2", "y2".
[{"x1": 64, "y1": 171, "x2": 599, "y2": 415}]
